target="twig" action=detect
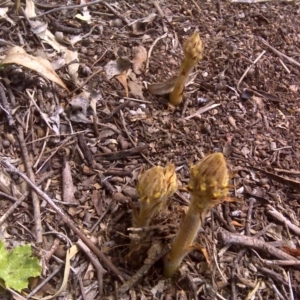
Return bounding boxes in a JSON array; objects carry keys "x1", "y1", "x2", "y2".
[
  {"x1": 78, "y1": 276, "x2": 88, "y2": 300},
  {"x1": 123, "y1": 96, "x2": 152, "y2": 104},
  {"x1": 120, "y1": 110, "x2": 153, "y2": 166},
  {"x1": 77, "y1": 133, "x2": 95, "y2": 167},
  {"x1": 17, "y1": 126, "x2": 43, "y2": 244},
  {"x1": 145, "y1": 32, "x2": 168, "y2": 73},
  {"x1": 245, "y1": 198, "x2": 255, "y2": 236},
  {"x1": 102, "y1": 2, "x2": 130, "y2": 25},
  {"x1": 260, "y1": 37, "x2": 300, "y2": 69},
  {"x1": 151, "y1": 0, "x2": 164, "y2": 17},
  {"x1": 96, "y1": 142, "x2": 149, "y2": 161},
  {"x1": 218, "y1": 229, "x2": 297, "y2": 261},
  {"x1": 103, "y1": 99, "x2": 131, "y2": 122},
  {"x1": 230, "y1": 198, "x2": 255, "y2": 300},
  {"x1": 25, "y1": 266, "x2": 63, "y2": 299},
  {"x1": 237, "y1": 50, "x2": 266, "y2": 92},
  {"x1": 224, "y1": 202, "x2": 237, "y2": 233},
  {"x1": 77, "y1": 239, "x2": 105, "y2": 296},
  {"x1": 0, "y1": 82, "x2": 15, "y2": 127},
  {"x1": 35, "y1": 136, "x2": 74, "y2": 174},
  {"x1": 0, "y1": 192, "x2": 29, "y2": 226},
  {"x1": 184, "y1": 102, "x2": 220, "y2": 120},
  {"x1": 1, "y1": 159, "x2": 125, "y2": 283},
  {"x1": 33, "y1": 127, "x2": 49, "y2": 168},
  {"x1": 26, "y1": 130, "x2": 88, "y2": 144},
  {"x1": 257, "y1": 266, "x2": 289, "y2": 287},
  {"x1": 266, "y1": 205, "x2": 300, "y2": 237},
  {"x1": 70, "y1": 68, "x2": 103, "y2": 94},
  {"x1": 44, "y1": 238, "x2": 60, "y2": 262},
  {"x1": 287, "y1": 271, "x2": 294, "y2": 300},
  {"x1": 29, "y1": 0, "x2": 104, "y2": 19},
  {"x1": 118, "y1": 242, "x2": 169, "y2": 294},
  {"x1": 191, "y1": 0, "x2": 201, "y2": 13},
  {"x1": 279, "y1": 58, "x2": 291, "y2": 73},
  {"x1": 263, "y1": 259, "x2": 300, "y2": 266}
]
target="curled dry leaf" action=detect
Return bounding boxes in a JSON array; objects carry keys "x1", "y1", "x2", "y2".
[
  {"x1": 147, "y1": 72, "x2": 199, "y2": 95},
  {"x1": 104, "y1": 57, "x2": 131, "y2": 80},
  {"x1": 116, "y1": 71, "x2": 129, "y2": 97},
  {"x1": 1, "y1": 46, "x2": 68, "y2": 91},
  {"x1": 132, "y1": 46, "x2": 147, "y2": 75}
]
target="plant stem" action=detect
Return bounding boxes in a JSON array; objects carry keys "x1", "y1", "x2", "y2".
[{"x1": 163, "y1": 198, "x2": 202, "y2": 278}]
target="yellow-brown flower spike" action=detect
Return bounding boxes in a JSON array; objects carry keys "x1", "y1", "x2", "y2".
[
  {"x1": 188, "y1": 152, "x2": 229, "y2": 218},
  {"x1": 169, "y1": 32, "x2": 203, "y2": 107},
  {"x1": 163, "y1": 153, "x2": 230, "y2": 278},
  {"x1": 133, "y1": 164, "x2": 177, "y2": 228}
]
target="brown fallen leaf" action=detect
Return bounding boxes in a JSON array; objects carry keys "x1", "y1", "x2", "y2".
[
  {"x1": 116, "y1": 71, "x2": 129, "y2": 97},
  {"x1": 132, "y1": 46, "x2": 147, "y2": 75},
  {"x1": 104, "y1": 57, "x2": 131, "y2": 80},
  {"x1": 1, "y1": 46, "x2": 69, "y2": 91},
  {"x1": 147, "y1": 72, "x2": 199, "y2": 96},
  {"x1": 128, "y1": 80, "x2": 144, "y2": 99},
  {"x1": 148, "y1": 76, "x2": 177, "y2": 95}
]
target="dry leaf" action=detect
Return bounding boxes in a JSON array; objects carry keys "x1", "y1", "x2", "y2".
[
  {"x1": 104, "y1": 57, "x2": 131, "y2": 80},
  {"x1": 148, "y1": 72, "x2": 199, "y2": 95},
  {"x1": 64, "y1": 49, "x2": 79, "y2": 84},
  {"x1": 128, "y1": 81, "x2": 144, "y2": 99},
  {"x1": 115, "y1": 71, "x2": 129, "y2": 97},
  {"x1": 1, "y1": 46, "x2": 68, "y2": 91},
  {"x1": 67, "y1": 91, "x2": 92, "y2": 124},
  {"x1": 132, "y1": 46, "x2": 147, "y2": 75},
  {"x1": 132, "y1": 13, "x2": 157, "y2": 35}
]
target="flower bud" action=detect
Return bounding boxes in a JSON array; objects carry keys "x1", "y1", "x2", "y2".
[
  {"x1": 134, "y1": 164, "x2": 177, "y2": 228},
  {"x1": 188, "y1": 152, "x2": 229, "y2": 214}
]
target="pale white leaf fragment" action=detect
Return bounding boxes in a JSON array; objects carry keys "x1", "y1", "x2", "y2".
[
  {"x1": 0, "y1": 7, "x2": 16, "y2": 26},
  {"x1": 132, "y1": 46, "x2": 147, "y2": 75}
]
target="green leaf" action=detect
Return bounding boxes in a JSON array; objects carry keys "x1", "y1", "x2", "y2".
[{"x1": 0, "y1": 240, "x2": 42, "y2": 292}]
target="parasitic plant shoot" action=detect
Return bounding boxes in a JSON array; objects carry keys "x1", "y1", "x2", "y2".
[
  {"x1": 163, "y1": 153, "x2": 231, "y2": 278},
  {"x1": 133, "y1": 164, "x2": 177, "y2": 228},
  {"x1": 169, "y1": 32, "x2": 203, "y2": 107}
]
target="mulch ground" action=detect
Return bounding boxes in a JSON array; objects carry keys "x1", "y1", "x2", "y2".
[{"x1": 1, "y1": 0, "x2": 300, "y2": 299}]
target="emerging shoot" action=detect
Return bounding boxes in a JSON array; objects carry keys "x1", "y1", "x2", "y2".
[
  {"x1": 163, "y1": 153, "x2": 230, "y2": 278},
  {"x1": 133, "y1": 164, "x2": 177, "y2": 228},
  {"x1": 169, "y1": 32, "x2": 203, "y2": 107}
]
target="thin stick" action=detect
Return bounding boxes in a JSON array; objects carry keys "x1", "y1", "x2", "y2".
[
  {"x1": 1, "y1": 159, "x2": 125, "y2": 283},
  {"x1": 260, "y1": 37, "x2": 300, "y2": 69},
  {"x1": 103, "y1": 2, "x2": 130, "y2": 25},
  {"x1": 25, "y1": 266, "x2": 63, "y2": 299},
  {"x1": 30, "y1": 0, "x2": 104, "y2": 19},
  {"x1": 118, "y1": 242, "x2": 168, "y2": 294},
  {"x1": 33, "y1": 127, "x2": 49, "y2": 168},
  {"x1": 77, "y1": 239, "x2": 105, "y2": 296},
  {"x1": 26, "y1": 130, "x2": 88, "y2": 144},
  {"x1": 17, "y1": 126, "x2": 43, "y2": 244},
  {"x1": 218, "y1": 229, "x2": 297, "y2": 261},
  {"x1": 145, "y1": 32, "x2": 168, "y2": 73},
  {"x1": 266, "y1": 205, "x2": 300, "y2": 237},
  {"x1": 0, "y1": 83, "x2": 15, "y2": 127},
  {"x1": 191, "y1": 0, "x2": 201, "y2": 13},
  {"x1": 35, "y1": 137, "x2": 74, "y2": 174},
  {"x1": 184, "y1": 102, "x2": 220, "y2": 120},
  {"x1": 0, "y1": 192, "x2": 29, "y2": 226},
  {"x1": 237, "y1": 50, "x2": 266, "y2": 92}
]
